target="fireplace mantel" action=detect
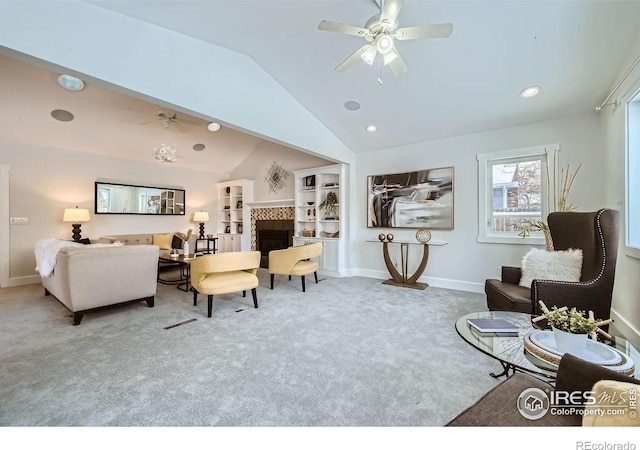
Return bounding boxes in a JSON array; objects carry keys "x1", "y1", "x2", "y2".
[{"x1": 246, "y1": 199, "x2": 294, "y2": 208}]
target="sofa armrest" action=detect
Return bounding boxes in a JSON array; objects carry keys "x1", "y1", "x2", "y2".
[
  {"x1": 556, "y1": 353, "x2": 640, "y2": 399},
  {"x1": 501, "y1": 266, "x2": 522, "y2": 285}
]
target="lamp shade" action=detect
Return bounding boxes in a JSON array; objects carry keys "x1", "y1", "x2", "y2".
[
  {"x1": 193, "y1": 211, "x2": 210, "y2": 222},
  {"x1": 63, "y1": 207, "x2": 90, "y2": 223}
]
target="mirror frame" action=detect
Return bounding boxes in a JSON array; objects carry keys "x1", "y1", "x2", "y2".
[{"x1": 94, "y1": 181, "x2": 186, "y2": 215}]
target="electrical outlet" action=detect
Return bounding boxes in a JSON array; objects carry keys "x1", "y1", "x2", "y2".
[{"x1": 10, "y1": 217, "x2": 28, "y2": 225}]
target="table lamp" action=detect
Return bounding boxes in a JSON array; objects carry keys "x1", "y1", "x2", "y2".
[
  {"x1": 63, "y1": 206, "x2": 90, "y2": 241},
  {"x1": 193, "y1": 210, "x2": 210, "y2": 240}
]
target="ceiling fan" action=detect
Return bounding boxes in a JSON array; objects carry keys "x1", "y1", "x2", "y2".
[
  {"x1": 318, "y1": 0, "x2": 453, "y2": 76},
  {"x1": 137, "y1": 110, "x2": 199, "y2": 133}
]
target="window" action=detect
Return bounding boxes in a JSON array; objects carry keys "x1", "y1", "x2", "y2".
[
  {"x1": 626, "y1": 89, "x2": 640, "y2": 259},
  {"x1": 477, "y1": 144, "x2": 558, "y2": 244}
]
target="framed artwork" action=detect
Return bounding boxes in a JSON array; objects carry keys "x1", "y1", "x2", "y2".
[
  {"x1": 225, "y1": 225, "x2": 231, "y2": 233},
  {"x1": 236, "y1": 200, "x2": 243, "y2": 209},
  {"x1": 367, "y1": 166, "x2": 454, "y2": 229},
  {"x1": 304, "y1": 175, "x2": 316, "y2": 188},
  {"x1": 237, "y1": 223, "x2": 243, "y2": 234}
]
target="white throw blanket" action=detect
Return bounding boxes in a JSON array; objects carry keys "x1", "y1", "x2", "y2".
[{"x1": 34, "y1": 239, "x2": 123, "y2": 278}]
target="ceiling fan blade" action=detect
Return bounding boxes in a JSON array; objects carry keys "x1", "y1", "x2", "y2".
[
  {"x1": 394, "y1": 23, "x2": 453, "y2": 40},
  {"x1": 380, "y1": 0, "x2": 404, "y2": 26},
  {"x1": 388, "y1": 52, "x2": 408, "y2": 76},
  {"x1": 335, "y1": 44, "x2": 375, "y2": 72},
  {"x1": 318, "y1": 20, "x2": 370, "y2": 37}
]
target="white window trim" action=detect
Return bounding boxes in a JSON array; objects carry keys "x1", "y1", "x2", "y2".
[
  {"x1": 625, "y1": 88, "x2": 640, "y2": 260},
  {"x1": 477, "y1": 144, "x2": 559, "y2": 245}
]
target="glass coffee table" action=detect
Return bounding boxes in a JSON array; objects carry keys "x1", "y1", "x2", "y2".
[{"x1": 456, "y1": 311, "x2": 639, "y2": 380}]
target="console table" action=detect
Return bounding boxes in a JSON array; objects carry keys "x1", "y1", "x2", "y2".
[{"x1": 366, "y1": 239, "x2": 447, "y2": 290}]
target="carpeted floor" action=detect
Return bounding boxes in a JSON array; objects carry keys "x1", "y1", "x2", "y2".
[{"x1": 0, "y1": 270, "x2": 502, "y2": 426}]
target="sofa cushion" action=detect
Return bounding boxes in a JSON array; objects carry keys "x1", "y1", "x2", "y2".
[
  {"x1": 197, "y1": 271, "x2": 259, "y2": 295},
  {"x1": 152, "y1": 233, "x2": 174, "y2": 250},
  {"x1": 519, "y1": 248, "x2": 583, "y2": 288}
]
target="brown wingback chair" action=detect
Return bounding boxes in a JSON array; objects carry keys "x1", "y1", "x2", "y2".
[{"x1": 485, "y1": 209, "x2": 620, "y2": 321}]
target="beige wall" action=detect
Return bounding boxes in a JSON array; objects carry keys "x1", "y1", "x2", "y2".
[{"x1": 1, "y1": 136, "x2": 329, "y2": 284}]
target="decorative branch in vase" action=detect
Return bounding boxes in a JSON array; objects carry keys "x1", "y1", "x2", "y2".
[
  {"x1": 319, "y1": 191, "x2": 338, "y2": 219},
  {"x1": 512, "y1": 148, "x2": 581, "y2": 250}
]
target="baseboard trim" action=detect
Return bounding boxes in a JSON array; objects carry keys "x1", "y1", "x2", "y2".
[
  {"x1": 352, "y1": 268, "x2": 484, "y2": 293},
  {"x1": 610, "y1": 307, "x2": 640, "y2": 348},
  {"x1": 8, "y1": 275, "x2": 40, "y2": 287}
]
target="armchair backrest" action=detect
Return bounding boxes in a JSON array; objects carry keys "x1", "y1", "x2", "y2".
[
  {"x1": 191, "y1": 251, "x2": 260, "y2": 287},
  {"x1": 548, "y1": 208, "x2": 620, "y2": 284}
]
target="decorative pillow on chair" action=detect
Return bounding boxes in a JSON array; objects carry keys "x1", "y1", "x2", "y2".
[
  {"x1": 519, "y1": 248, "x2": 583, "y2": 288},
  {"x1": 152, "y1": 233, "x2": 174, "y2": 250}
]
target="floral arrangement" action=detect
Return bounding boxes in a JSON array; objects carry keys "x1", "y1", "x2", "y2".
[
  {"x1": 175, "y1": 229, "x2": 193, "y2": 242},
  {"x1": 543, "y1": 306, "x2": 598, "y2": 335}
]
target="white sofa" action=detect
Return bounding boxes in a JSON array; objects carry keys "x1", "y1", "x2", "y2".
[{"x1": 41, "y1": 244, "x2": 159, "y2": 325}]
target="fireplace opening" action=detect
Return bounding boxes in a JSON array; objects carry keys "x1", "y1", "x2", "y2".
[{"x1": 256, "y1": 220, "x2": 294, "y2": 268}]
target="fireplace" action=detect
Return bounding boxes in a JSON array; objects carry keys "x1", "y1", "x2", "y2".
[{"x1": 255, "y1": 219, "x2": 294, "y2": 268}]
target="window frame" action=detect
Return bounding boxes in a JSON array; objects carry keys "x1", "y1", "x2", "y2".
[
  {"x1": 477, "y1": 144, "x2": 559, "y2": 245},
  {"x1": 625, "y1": 88, "x2": 640, "y2": 260}
]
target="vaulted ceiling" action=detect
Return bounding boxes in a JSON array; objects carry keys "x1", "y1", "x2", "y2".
[{"x1": 2, "y1": 1, "x2": 639, "y2": 166}]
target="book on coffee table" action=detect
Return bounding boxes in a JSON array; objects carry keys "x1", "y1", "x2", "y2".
[{"x1": 466, "y1": 318, "x2": 519, "y2": 335}]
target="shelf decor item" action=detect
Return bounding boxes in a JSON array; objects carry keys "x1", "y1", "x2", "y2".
[
  {"x1": 416, "y1": 228, "x2": 431, "y2": 243},
  {"x1": 386, "y1": 234, "x2": 394, "y2": 242},
  {"x1": 319, "y1": 191, "x2": 338, "y2": 219},
  {"x1": 378, "y1": 234, "x2": 386, "y2": 241}
]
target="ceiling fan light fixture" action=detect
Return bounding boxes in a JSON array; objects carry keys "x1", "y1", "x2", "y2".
[
  {"x1": 520, "y1": 86, "x2": 541, "y2": 98},
  {"x1": 375, "y1": 34, "x2": 394, "y2": 55},
  {"x1": 383, "y1": 48, "x2": 399, "y2": 66},
  {"x1": 361, "y1": 45, "x2": 377, "y2": 65}
]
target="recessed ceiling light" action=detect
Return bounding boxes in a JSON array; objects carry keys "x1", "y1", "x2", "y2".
[
  {"x1": 57, "y1": 74, "x2": 85, "y2": 91},
  {"x1": 366, "y1": 125, "x2": 377, "y2": 133},
  {"x1": 50, "y1": 109, "x2": 74, "y2": 122},
  {"x1": 520, "y1": 86, "x2": 541, "y2": 98},
  {"x1": 207, "y1": 122, "x2": 221, "y2": 132},
  {"x1": 192, "y1": 143, "x2": 205, "y2": 151},
  {"x1": 344, "y1": 100, "x2": 361, "y2": 111}
]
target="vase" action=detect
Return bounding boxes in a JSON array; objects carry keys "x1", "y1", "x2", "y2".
[
  {"x1": 183, "y1": 241, "x2": 190, "y2": 256},
  {"x1": 553, "y1": 327, "x2": 587, "y2": 356},
  {"x1": 544, "y1": 228, "x2": 554, "y2": 251}
]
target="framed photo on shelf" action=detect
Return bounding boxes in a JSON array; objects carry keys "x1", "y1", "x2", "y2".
[
  {"x1": 225, "y1": 225, "x2": 231, "y2": 233},
  {"x1": 237, "y1": 223, "x2": 243, "y2": 234},
  {"x1": 304, "y1": 175, "x2": 316, "y2": 189},
  {"x1": 367, "y1": 166, "x2": 454, "y2": 229},
  {"x1": 236, "y1": 200, "x2": 243, "y2": 209}
]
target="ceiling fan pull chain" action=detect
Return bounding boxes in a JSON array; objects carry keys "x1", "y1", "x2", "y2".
[{"x1": 377, "y1": 56, "x2": 384, "y2": 85}]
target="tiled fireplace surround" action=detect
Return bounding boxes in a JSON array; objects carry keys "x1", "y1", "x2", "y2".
[{"x1": 250, "y1": 206, "x2": 295, "y2": 266}]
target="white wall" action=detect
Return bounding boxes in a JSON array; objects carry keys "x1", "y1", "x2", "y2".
[
  {"x1": 351, "y1": 112, "x2": 606, "y2": 293},
  {"x1": 228, "y1": 140, "x2": 332, "y2": 202},
  {"x1": 602, "y1": 38, "x2": 640, "y2": 348}
]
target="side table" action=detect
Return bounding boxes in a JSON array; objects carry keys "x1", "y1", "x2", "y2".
[
  {"x1": 366, "y1": 239, "x2": 447, "y2": 290},
  {"x1": 195, "y1": 237, "x2": 217, "y2": 254}
]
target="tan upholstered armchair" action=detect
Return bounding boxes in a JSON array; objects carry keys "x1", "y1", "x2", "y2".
[
  {"x1": 269, "y1": 242, "x2": 323, "y2": 292},
  {"x1": 190, "y1": 251, "x2": 261, "y2": 318},
  {"x1": 485, "y1": 209, "x2": 620, "y2": 321}
]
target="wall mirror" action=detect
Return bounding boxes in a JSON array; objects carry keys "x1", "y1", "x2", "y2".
[{"x1": 95, "y1": 182, "x2": 185, "y2": 215}]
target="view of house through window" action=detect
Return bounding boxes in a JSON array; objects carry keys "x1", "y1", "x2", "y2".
[
  {"x1": 477, "y1": 144, "x2": 555, "y2": 244},
  {"x1": 490, "y1": 157, "x2": 543, "y2": 232}
]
